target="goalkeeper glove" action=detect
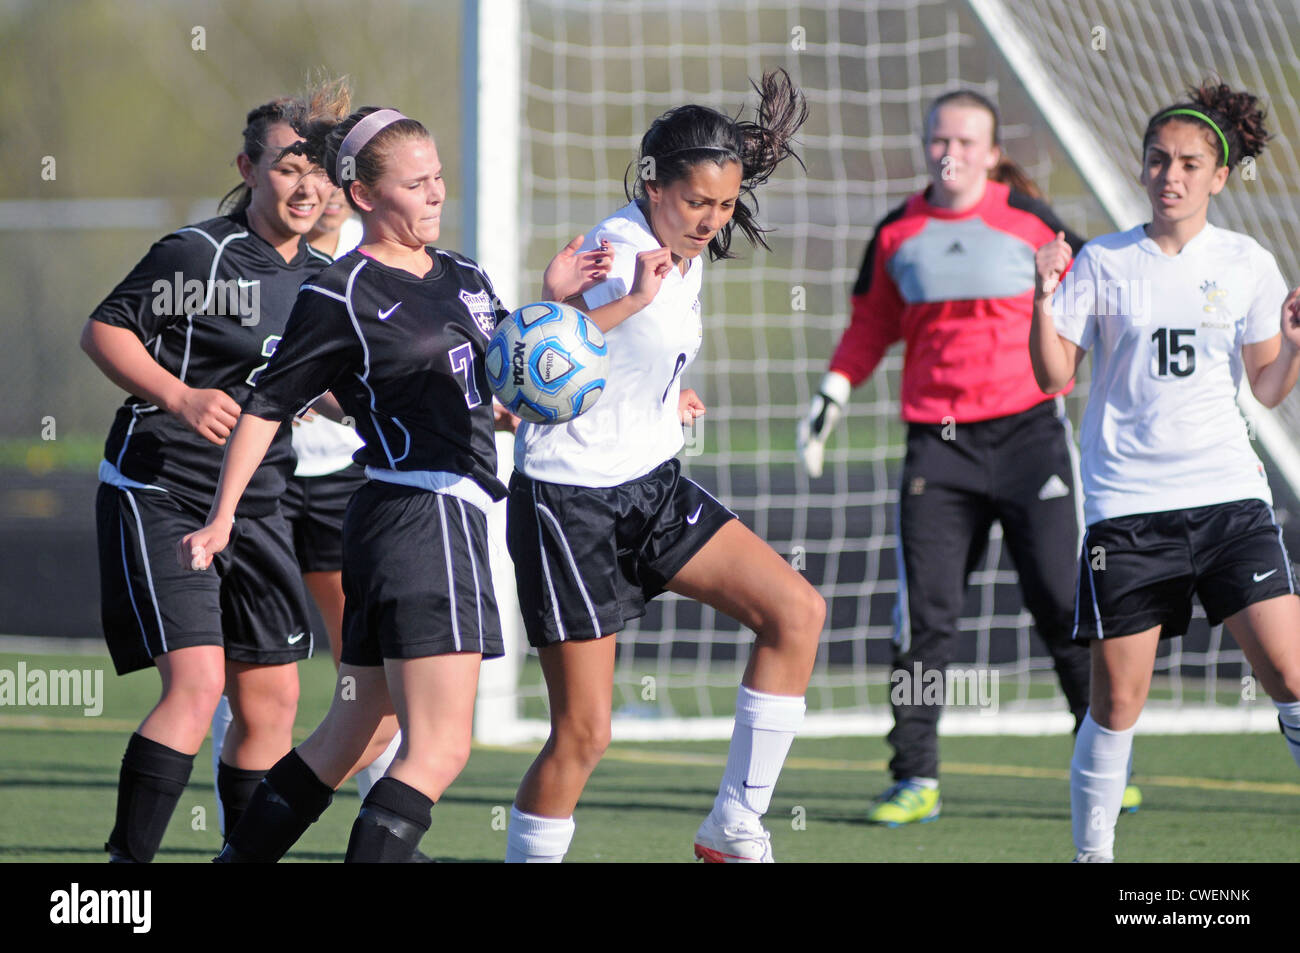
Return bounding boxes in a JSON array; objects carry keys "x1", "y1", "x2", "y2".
[{"x1": 797, "y1": 371, "x2": 852, "y2": 478}]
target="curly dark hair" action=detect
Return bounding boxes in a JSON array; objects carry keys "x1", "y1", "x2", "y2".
[
  {"x1": 624, "y1": 68, "x2": 808, "y2": 261},
  {"x1": 1142, "y1": 77, "x2": 1270, "y2": 172}
]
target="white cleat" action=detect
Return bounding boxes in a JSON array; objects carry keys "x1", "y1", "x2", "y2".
[
  {"x1": 1072, "y1": 850, "x2": 1114, "y2": 863},
  {"x1": 693, "y1": 814, "x2": 774, "y2": 863}
]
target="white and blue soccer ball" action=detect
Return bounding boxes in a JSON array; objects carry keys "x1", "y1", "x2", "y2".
[{"x1": 485, "y1": 301, "x2": 609, "y2": 424}]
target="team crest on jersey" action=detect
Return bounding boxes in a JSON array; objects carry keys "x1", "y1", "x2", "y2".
[
  {"x1": 459, "y1": 289, "x2": 496, "y2": 335},
  {"x1": 1199, "y1": 280, "x2": 1234, "y2": 323}
]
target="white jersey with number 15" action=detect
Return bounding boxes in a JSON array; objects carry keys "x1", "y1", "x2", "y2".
[{"x1": 1053, "y1": 223, "x2": 1286, "y2": 525}]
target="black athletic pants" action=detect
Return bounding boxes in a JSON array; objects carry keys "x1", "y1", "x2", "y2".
[{"x1": 887, "y1": 399, "x2": 1091, "y2": 781}]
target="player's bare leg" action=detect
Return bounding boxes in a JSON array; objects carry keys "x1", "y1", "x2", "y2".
[
  {"x1": 666, "y1": 519, "x2": 824, "y2": 861},
  {"x1": 138, "y1": 644, "x2": 227, "y2": 753},
  {"x1": 1071, "y1": 625, "x2": 1159, "y2": 861},
  {"x1": 515, "y1": 638, "x2": 616, "y2": 816},
  {"x1": 382, "y1": 653, "x2": 481, "y2": 799},
  {"x1": 666, "y1": 519, "x2": 824, "y2": 692},
  {"x1": 222, "y1": 660, "x2": 299, "y2": 767},
  {"x1": 303, "y1": 570, "x2": 346, "y2": 668},
  {"x1": 215, "y1": 572, "x2": 348, "y2": 828},
  {"x1": 342, "y1": 653, "x2": 481, "y2": 862},
  {"x1": 108, "y1": 645, "x2": 226, "y2": 862},
  {"x1": 215, "y1": 664, "x2": 395, "y2": 862},
  {"x1": 1225, "y1": 594, "x2": 1300, "y2": 769},
  {"x1": 1224, "y1": 594, "x2": 1300, "y2": 702},
  {"x1": 301, "y1": 569, "x2": 400, "y2": 794},
  {"x1": 507, "y1": 637, "x2": 616, "y2": 862},
  {"x1": 1087, "y1": 627, "x2": 1160, "y2": 731},
  {"x1": 215, "y1": 660, "x2": 300, "y2": 837},
  {"x1": 295, "y1": 664, "x2": 397, "y2": 787}
]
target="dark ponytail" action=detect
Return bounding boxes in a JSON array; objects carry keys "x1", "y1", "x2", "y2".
[
  {"x1": 625, "y1": 68, "x2": 808, "y2": 261},
  {"x1": 989, "y1": 156, "x2": 1042, "y2": 200},
  {"x1": 1142, "y1": 77, "x2": 1270, "y2": 172}
]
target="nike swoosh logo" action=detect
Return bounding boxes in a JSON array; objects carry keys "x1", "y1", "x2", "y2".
[
  {"x1": 287, "y1": 632, "x2": 305, "y2": 644},
  {"x1": 686, "y1": 504, "x2": 703, "y2": 525},
  {"x1": 236, "y1": 278, "x2": 259, "y2": 287},
  {"x1": 741, "y1": 782, "x2": 770, "y2": 790},
  {"x1": 1253, "y1": 570, "x2": 1278, "y2": 582},
  {"x1": 378, "y1": 302, "x2": 402, "y2": 321}
]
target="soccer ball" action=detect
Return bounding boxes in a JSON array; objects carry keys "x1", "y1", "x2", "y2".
[{"x1": 484, "y1": 301, "x2": 609, "y2": 424}]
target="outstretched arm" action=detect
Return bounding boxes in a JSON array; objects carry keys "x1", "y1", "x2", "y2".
[{"x1": 176, "y1": 414, "x2": 282, "y2": 569}]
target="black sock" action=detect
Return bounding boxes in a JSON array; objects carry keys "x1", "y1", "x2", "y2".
[
  {"x1": 216, "y1": 761, "x2": 266, "y2": 843},
  {"x1": 216, "y1": 748, "x2": 334, "y2": 863},
  {"x1": 105, "y1": 733, "x2": 195, "y2": 863},
  {"x1": 344, "y1": 778, "x2": 434, "y2": 863}
]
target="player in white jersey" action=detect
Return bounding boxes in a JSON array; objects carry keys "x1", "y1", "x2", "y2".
[
  {"x1": 505, "y1": 70, "x2": 825, "y2": 863},
  {"x1": 1028, "y1": 80, "x2": 1300, "y2": 862}
]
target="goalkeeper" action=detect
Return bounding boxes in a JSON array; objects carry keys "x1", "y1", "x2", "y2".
[{"x1": 798, "y1": 89, "x2": 1136, "y2": 825}]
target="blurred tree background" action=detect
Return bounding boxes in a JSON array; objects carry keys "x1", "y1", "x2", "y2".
[{"x1": 0, "y1": 0, "x2": 465, "y2": 458}]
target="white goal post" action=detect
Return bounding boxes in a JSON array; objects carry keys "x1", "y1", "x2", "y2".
[{"x1": 465, "y1": 0, "x2": 1300, "y2": 743}]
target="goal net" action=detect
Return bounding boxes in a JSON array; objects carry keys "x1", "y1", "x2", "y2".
[{"x1": 469, "y1": 0, "x2": 1300, "y2": 742}]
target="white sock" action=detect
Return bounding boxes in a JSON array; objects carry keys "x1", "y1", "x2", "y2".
[
  {"x1": 1070, "y1": 712, "x2": 1134, "y2": 859},
  {"x1": 711, "y1": 686, "x2": 805, "y2": 826},
  {"x1": 356, "y1": 731, "x2": 402, "y2": 799},
  {"x1": 1275, "y1": 699, "x2": 1300, "y2": 770},
  {"x1": 505, "y1": 806, "x2": 575, "y2": 863},
  {"x1": 210, "y1": 694, "x2": 233, "y2": 836}
]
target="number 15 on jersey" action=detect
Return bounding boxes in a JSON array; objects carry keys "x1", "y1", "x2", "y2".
[{"x1": 1151, "y1": 327, "x2": 1196, "y2": 378}]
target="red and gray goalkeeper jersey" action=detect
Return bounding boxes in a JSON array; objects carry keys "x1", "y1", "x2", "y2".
[{"x1": 830, "y1": 180, "x2": 1083, "y2": 424}]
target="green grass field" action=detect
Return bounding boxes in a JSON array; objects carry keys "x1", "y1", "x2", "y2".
[{"x1": 2, "y1": 648, "x2": 1298, "y2": 863}]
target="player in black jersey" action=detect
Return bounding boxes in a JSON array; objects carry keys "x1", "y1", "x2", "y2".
[
  {"x1": 181, "y1": 100, "x2": 610, "y2": 862},
  {"x1": 207, "y1": 187, "x2": 381, "y2": 830},
  {"x1": 81, "y1": 90, "x2": 347, "y2": 862}
]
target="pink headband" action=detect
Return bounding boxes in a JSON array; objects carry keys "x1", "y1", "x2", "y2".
[{"x1": 335, "y1": 109, "x2": 409, "y2": 182}]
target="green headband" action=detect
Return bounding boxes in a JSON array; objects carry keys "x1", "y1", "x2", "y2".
[{"x1": 1160, "y1": 108, "x2": 1231, "y2": 165}]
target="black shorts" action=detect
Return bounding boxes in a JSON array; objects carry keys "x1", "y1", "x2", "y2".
[
  {"x1": 96, "y1": 483, "x2": 315, "y2": 675},
  {"x1": 507, "y1": 458, "x2": 736, "y2": 647},
  {"x1": 1073, "y1": 498, "x2": 1295, "y2": 640},
  {"x1": 340, "y1": 481, "x2": 503, "y2": 665},
  {"x1": 281, "y1": 463, "x2": 367, "y2": 572}
]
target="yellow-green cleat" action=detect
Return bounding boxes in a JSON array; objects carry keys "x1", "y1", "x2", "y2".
[
  {"x1": 866, "y1": 780, "x2": 941, "y2": 827},
  {"x1": 1121, "y1": 784, "x2": 1142, "y2": 814}
]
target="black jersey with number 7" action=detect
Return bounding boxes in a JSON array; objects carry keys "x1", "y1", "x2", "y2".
[{"x1": 242, "y1": 247, "x2": 511, "y2": 501}]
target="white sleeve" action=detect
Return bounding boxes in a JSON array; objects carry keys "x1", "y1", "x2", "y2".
[
  {"x1": 580, "y1": 226, "x2": 638, "y2": 312},
  {"x1": 1051, "y1": 245, "x2": 1098, "y2": 352},
  {"x1": 1243, "y1": 246, "x2": 1288, "y2": 345}
]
